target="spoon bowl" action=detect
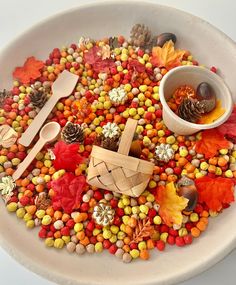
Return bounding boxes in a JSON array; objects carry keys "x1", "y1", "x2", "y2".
[{"x1": 40, "y1": 121, "x2": 61, "y2": 142}]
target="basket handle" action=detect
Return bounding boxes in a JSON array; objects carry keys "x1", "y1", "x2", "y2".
[{"x1": 118, "y1": 118, "x2": 138, "y2": 155}]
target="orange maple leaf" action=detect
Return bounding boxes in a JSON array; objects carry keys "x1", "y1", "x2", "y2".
[
  {"x1": 13, "y1": 56, "x2": 44, "y2": 84},
  {"x1": 151, "y1": 40, "x2": 185, "y2": 70},
  {"x1": 195, "y1": 176, "x2": 234, "y2": 212},
  {"x1": 155, "y1": 182, "x2": 189, "y2": 227},
  {"x1": 195, "y1": 129, "x2": 229, "y2": 159}
]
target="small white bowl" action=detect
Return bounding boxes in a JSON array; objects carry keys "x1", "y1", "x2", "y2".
[{"x1": 159, "y1": 66, "x2": 233, "y2": 135}]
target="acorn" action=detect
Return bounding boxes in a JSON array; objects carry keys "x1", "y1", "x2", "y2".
[
  {"x1": 129, "y1": 140, "x2": 142, "y2": 158},
  {"x1": 177, "y1": 177, "x2": 198, "y2": 211},
  {"x1": 196, "y1": 82, "x2": 216, "y2": 113},
  {"x1": 156, "y1": 32, "x2": 177, "y2": 47}
]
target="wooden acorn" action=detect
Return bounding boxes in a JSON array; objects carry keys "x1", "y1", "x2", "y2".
[
  {"x1": 177, "y1": 176, "x2": 198, "y2": 211},
  {"x1": 196, "y1": 82, "x2": 216, "y2": 113}
]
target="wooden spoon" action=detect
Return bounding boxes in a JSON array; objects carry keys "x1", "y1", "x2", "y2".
[
  {"x1": 12, "y1": 122, "x2": 60, "y2": 181},
  {"x1": 18, "y1": 70, "x2": 79, "y2": 147}
]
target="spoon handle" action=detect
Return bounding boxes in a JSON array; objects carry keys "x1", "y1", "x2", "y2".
[
  {"x1": 12, "y1": 139, "x2": 45, "y2": 181},
  {"x1": 18, "y1": 95, "x2": 59, "y2": 147}
]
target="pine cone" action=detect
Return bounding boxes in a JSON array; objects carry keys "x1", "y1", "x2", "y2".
[
  {"x1": 61, "y1": 122, "x2": 84, "y2": 144},
  {"x1": 178, "y1": 98, "x2": 205, "y2": 123},
  {"x1": 30, "y1": 89, "x2": 48, "y2": 108},
  {"x1": 0, "y1": 89, "x2": 11, "y2": 107},
  {"x1": 100, "y1": 135, "x2": 119, "y2": 151},
  {"x1": 130, "y1": 24, "x2": 154, "y2": 48}
]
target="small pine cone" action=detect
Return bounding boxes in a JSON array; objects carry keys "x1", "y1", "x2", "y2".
[
  {"x1": 100, "y1": 135, "x2": 119, "y2": 151},
  {"x1": 30, "y1": 89, "x2": 48, "y2": 109},
  {"x1": 130, "y1": 24, "x2": 154, "y2": 48},
  {"x1": 61, "y1": 122, "x2": 84, "y2": 144},
  {"x1": 0, "y1": 89, "x2": 11, "y2": 107},
  {"x1": 178, "y1": 98, "x2": 205, "y2": 123}
]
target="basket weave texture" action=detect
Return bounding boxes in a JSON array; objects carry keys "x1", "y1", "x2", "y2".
[{"x1": 87, "y1": 119, "x2": 154, "y2": 197}]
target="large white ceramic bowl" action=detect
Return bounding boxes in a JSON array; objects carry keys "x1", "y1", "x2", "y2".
[{"x1": 0, "y1": 1, "x2": 236, "y2": 285}]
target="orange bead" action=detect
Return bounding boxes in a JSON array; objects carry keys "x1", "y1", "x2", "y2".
[
  {"x1": 146, "y1": 239, "x2": 155, "y2": 249},
  {"x1": 185, "y1": 163, "x2": 196, "y2": 173},
  {"x1": 178, "y1": 157, "x2": 188, "y2": 167},
  {"x1": 196, "y1": 221, "x2": 207, "y2": 232},
  {"x1": 62, "y1": 213, "x2": 70, "y2": 222},
  {"x1": 6, "y1": 168, "x2": 14, "y2": 175},
  {"x1": 9, "y1": 144, "x2": 18, "y2": 153},
  {"x1": 46, "y1": 207, "x2": 54, "y2": 217},
  {"x1": 191, "y1": 227, "x2": 201, "y2": 238},
  {"x1": 24, "y1": 190, "x2": 33, "y2": 197},
  {"x1": 209, "y1": 157, "x2": 218, "y2": 165},
  {"x1": 217, "y1": 157, "x2": 228, "y2": 167},
  {"x1": 123, "y1": 237, "x2": 131, "y2": 245},
  {"x1": 208, "y1": 165, "x2": 216, "y2": 173},
  {"x1": 54, "y1": 211, "x2": 63, "y2": 220},
  {"x1": 160, "y1": 173, "x2": 168, "y2": 181},
  {"x1": 21, "y1": 178, "x2": 30, "y2": 187},
  {"x1": 140, "y1": 249, "x2": 150, "y2": 260},
  {"x1": 122, "y1": 244, "x2": 130, "y2": 253},
  {"x1": 138, "y1": 195, "x2": 146, "y2": 204},
  {"x1": 36, "y1": 184, "x2": 44, "y2": 193},
  {"x1": 41, "y1": 166, "x2": 48, "y2": 174},
  {"x1": 54, "y1": 231, "x2": 61, "y2": 239},
  {"x1": 76, "y1": 231, "x2": 86, "y2": 241},
  {"x1": 26, "y1": 205, "x2": 36, "y2": 215}
]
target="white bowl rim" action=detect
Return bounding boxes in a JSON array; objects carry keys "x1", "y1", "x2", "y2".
[
  {"x1": 159, "y1": 65, "x2": 233, "y2": 130},
  {"x1": 0, "y1": 1, "x2": 235, "y2": 285}
]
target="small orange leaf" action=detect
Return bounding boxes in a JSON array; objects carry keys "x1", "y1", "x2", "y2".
[
  {"x1": 198, "y1": 100, "x2": 225, "y2": 124},
  {"x1": 151, "y1": 40, "x2": 185, "y2": 70},
  {"x1": 13, "y1": 56, "x2": 44, "y2": 84},
  {"x1": 195, "y1": 129, "x2": 229, "y2": 159},
  {"x1": 155, "y1": 182, "x2": 189, "y2": 227},
  {"x1": 195, "y1": 176, "x2": 234, "y2": 212}
]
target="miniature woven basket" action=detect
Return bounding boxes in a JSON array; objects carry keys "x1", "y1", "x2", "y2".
[{"x1": 87, "y1": 118, "x2": 154, "y2": 197}]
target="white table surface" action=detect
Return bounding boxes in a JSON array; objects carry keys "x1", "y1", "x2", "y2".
[{"x1": 0, "y1": 0, "x2": 235, "y2": 284}]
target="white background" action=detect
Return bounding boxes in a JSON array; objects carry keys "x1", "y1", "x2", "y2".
[{"x1": 0, "y1": 0, "x2": 235, "y2": 284}]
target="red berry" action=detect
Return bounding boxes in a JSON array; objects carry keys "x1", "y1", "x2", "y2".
[
  {"x1": 16, "y1": 151, "x2": 26, "y2": 160},
  {"x1": 47, "y1": 231, "x2": 54, "y2": 238},
  {"x1": 160, "y1": 224, "x2": 169, "y2": 233},
  {"x1": 113, "y1": 216, "x2": 122, "y2": 226},
  {"x1": 50, "y1": 225, "x2": 56, "y2": 233},
  {"x1": 110, "y1": 198, "x2": 118, "y2": 208},
  {"x1": 156, "y1": 240, "x2": 165, "y2": 251},
  {"x1": 86, "y1": 221, "x2": 95, "y2": 232},
  {"x1": 66, "y1": 219, "x2": 75, "y2": 229},
  {"x1": 109, "y1": 244, "x2": 118, "y2": 255},
  {"x1": 210, "y1": 66, "x2": 217, "y2": 73},
  {"x1": 38, "y1": 228, "x2": 47, "y2": 239},
  {"x1": 61, "y1": 226, "x2": 70, "y2": 236},
  {"x1": 80, "y1": 202, "x2": 89, "y2": 212},
  {"x1": 103, "y1": 240, "x2": 111, "y2": 249},
  {"x1": 19, "y1": 196, "x2": 30, "y2": 206},
  {"x1": 130, "y1": 243, "x2": 138, "y2": 250},
  {"x1": 145, "y1": 112, "x2": 153, "y2": 121},
  {"x1": 175, "y1": 236, "x2": 185, "y2": 247},
  {"x1": 174, "y1": 167, "x2": 182, "y2": 175},
  {"x1": 183, "y1": 234, "x2": 193, "y2": 245},
  {"x1": 93, "y1": 190, "x2": 103, "y2": 201},
  {"x1": 7, "y1": 152, "x2": 15, "y2": 160},
  {"x1": 169, "y1": 229, "x2": 178, "y2": 237},
  {"x1": 116, "y1": 208, "x2": 124, "y2": 217},
  {"x1": 90, "y1": 236, "x2": 97, "y2": 244},
  {"x1": 148, "y1": 208, "x2": 156, "y2": 218},
  {"x1": 167, "y1": 235, "x2": 175, "y2": 245},
  {"x1": 85, "y1": 229, "x2": 93, "y2": 237}
]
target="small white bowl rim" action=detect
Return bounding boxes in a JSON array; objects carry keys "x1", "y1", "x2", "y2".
[{"x1": 159, "y1": 65, "x2": 233, "y2": 130}]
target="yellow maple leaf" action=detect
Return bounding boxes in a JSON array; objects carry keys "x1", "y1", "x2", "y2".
[
  {"x1": 198, "y1": 99, "x2": 225, "y2": 124},
  {"x1": 151, "y1": 40, "x2": 185, "y2": 70},
  {"x1": 155, "y1": 182, "x2": 189, "y2": 227}
]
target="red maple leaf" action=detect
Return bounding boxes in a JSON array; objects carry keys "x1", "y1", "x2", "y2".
[
  {"x1": 52, "y1": 141, "x2": 84, "y2": 172},
  {"x1": 195, "y1": 176, "x2": 235, "y2": 212},
  {"x1": 84, "y1": 46, "x2": 115, "y2": 73},
  {"x1": 51, "y1": 173, "x2": 87, "y2": 214},
  {"x1": 129, "y1": 59, "x2": 146, "y2": 73},
  {"x1": 195, "y1": 129, "x2": 230, "y2": 159},
  {"x1": 84, "y1": 46, "x2": 101, "y2": 64},
  {"x1": 216, "y1": 105, "x2": 236, "y2": 138},
  {"x1": 13, "y1": 56, "x2": 44, "y2": 84}
]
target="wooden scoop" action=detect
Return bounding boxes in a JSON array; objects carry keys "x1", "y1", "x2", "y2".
[
  {"x1": 19, "y1": 70, "x2": 79, "y2": 147},
  {"x1": 12, "y1": 122, "x2": 60, "y2": 181}
]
